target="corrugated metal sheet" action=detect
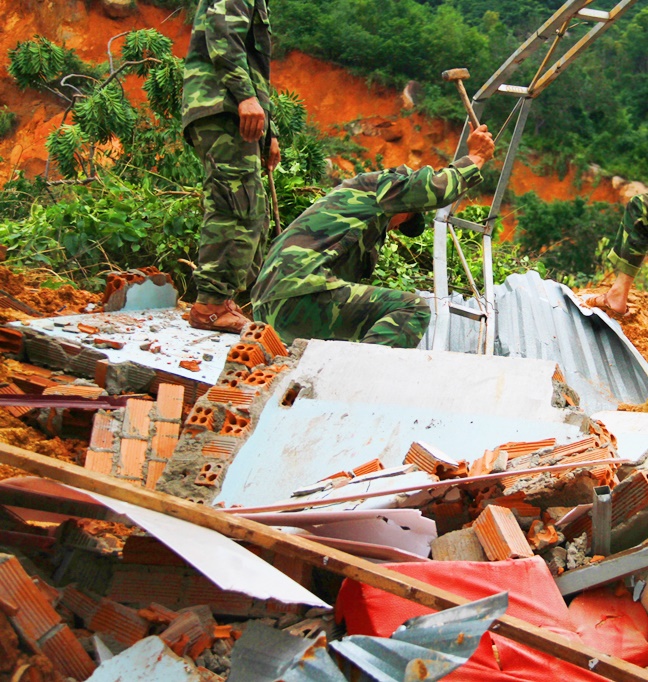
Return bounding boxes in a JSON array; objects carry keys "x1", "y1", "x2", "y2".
[{"x1": 419, "y1": 271, "x2": 648, "y2": 413}]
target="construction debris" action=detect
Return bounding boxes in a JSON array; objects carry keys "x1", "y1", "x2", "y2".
[{"x1": 1, "y1": 270, "x2": 648, "y2": 681}]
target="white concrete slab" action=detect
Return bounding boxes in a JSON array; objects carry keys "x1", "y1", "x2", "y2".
[
  {"x1": 13, "y1": 308, "x2": 239, "y2": 385},
  {"x1": 216, "y1": 340, "x2": 586, "y2": 507},
  {"x1": 592, "y1": 410, "x2": 648, "y2": 462}
]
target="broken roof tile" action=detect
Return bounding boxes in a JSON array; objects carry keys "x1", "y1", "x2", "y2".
[
  {"x1": 156, "y1": 383, "x2": 185, "y2": 421},
  {"x1": 472, "y1": 505, "x2": 534, "y2": 561}
]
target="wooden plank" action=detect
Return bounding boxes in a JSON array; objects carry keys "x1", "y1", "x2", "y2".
[{"x1": 1, "y1": 443, "x2": 646, "y2": 682}]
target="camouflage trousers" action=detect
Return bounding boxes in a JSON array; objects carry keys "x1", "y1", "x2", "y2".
[
  {"x1": 188, "y1": 113, "x2": 269, "y2": 304},
  {"x1": 253, "y1": 283, "x2": 431, "y2": 348},
  {"x1": 609, "y1": 193, "x2": 648, "y2": 277}
]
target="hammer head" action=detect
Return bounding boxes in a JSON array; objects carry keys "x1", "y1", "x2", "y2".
[{"x1": 442, "y1": 67, "x2": 470, "y2": 82}]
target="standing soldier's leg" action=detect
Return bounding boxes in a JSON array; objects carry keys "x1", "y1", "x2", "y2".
[
  {"x1": 255, "y1": 283, "x2": 431, "y2": 348},
  {"x1": 188, "y1": 113, "x2": 268, "y2": 330},
  {"x1": 609, "y1": 193, "x2": 648, "y2": 277}
]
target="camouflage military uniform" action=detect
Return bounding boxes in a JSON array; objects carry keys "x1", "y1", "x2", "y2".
[
  {"x1": 609, "y1": 193, "x2": 648, "y2": 277},
  {"x1": 251, "y1": 158, "x2": 483, "y2": 348},
  {"x1": 182, "y1": 0, "x2": 274, "y2": 304}
]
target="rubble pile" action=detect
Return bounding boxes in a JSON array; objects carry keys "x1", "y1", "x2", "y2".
[{"x1": 1, "y1": 268, "x2": 648, "y2": 680}]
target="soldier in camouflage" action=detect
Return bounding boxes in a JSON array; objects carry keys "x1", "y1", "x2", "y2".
[
  {"x1": 182, "y1": 0, "x2": 280, "y2": 333},
  {"x1": 251, "y1": 124, "x2": 495, "y2": 348},
  {"x1": 586, "y1": 192, "x2": 648, "y2": 318}
]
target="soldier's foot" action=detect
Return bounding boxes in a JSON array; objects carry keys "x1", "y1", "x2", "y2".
[{"x1": 189, "y1": 300, "x2": 248, "y2": 333}]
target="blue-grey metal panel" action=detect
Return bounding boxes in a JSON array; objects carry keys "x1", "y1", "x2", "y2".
[{"x1": 418, "y1": 271, "x2": 648, "y2": 413}]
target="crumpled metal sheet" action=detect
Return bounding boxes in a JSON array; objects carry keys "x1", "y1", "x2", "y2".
[
  {"x1": 330, "y1": 591, "x2": 509, "y2": 682},
  {"x1": 228, "y1": 621, "x2": 346, "y2": 682},
  {"x1": 418, "y1": 271, "x2": 648, "y2": 414}
]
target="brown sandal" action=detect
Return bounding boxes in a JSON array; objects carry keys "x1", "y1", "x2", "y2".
[{"x1": 582, "y1": 293, "x2": 630, "y2": 320}]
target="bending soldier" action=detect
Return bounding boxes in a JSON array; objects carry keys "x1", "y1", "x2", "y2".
[
  {"x1": 182, "y1": 0, "x2": 280, "y2": 333},
  {"x1": 250, "y1": 124, "x2": 495, "y2": 348}
]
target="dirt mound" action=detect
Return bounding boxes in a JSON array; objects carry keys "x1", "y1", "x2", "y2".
[{"x1": 0, "y1": 266, "x2": 100, "y2": 323}]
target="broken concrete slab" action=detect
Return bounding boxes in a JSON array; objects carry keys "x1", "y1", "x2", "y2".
[
  {"x1": 86, "y1": 636, "x2": 208, "y2": 681},
  {"x1": 216, "y1": 341, "x2": 588, "y2": 507},
  {"x1": 9, "y1": 309, "x2": 238, "y2": 387},
  {"x1": 591, "y1": 411, "x2": 648, "y2": 462}
]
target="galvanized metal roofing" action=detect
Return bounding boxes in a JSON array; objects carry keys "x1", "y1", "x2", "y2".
[{"x1": 418, "y1": 270, "x2": 648, "y2": 414}]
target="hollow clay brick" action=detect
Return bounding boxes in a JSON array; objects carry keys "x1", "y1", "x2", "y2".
[
  {"x1": 145, "y1": 460, "x2": 168, "y2": 489},
  {"x1": 118, "y1": 438, "x2": 148, "y2": 479},
  {"x1": 404, "y1": 441, "x2": 463, "y2": 478},
  {"x1": 430, "y1": 528, "x2": 487, "y2": 561},
  {"x1": 202, "y1": 437, "x2": 239, "y2": 459},
  {"x1": 352, "y1": 458, "x2": 384, "y2": 477},
  {"x1": 151, "y1": 420, "x2": 180, "y2": 459},
  {"x1": 43, "y1": 384, "x2": 105, "y2": 399},
  {"x1": 207, "y1": 384, "x2": 257, "y2": 407},
  {"x1": 195, "y1": 462, "x2": 225, "y2": 487},
  {"x1": 88, "y1": 599, "x2": 149, "y2": 647},
  {"x1": 472, "y1": 505, "x2": 534, "y2": 561},
  {"x1": 0, "y1": 554, "x2": 61, "y2": 642},
  {"x1": 122, "y1": 399, "x2": 153, "y2": 439},
  {"x1": 0, "y1": 328, "x2": 23, "y2": 355},
  {"x1": 39, "y1": 623, "x2": 96, "y2": 679},
  {"x1": 89, "y1": 412, "x2": 118, "y2": 450},
  {"x1": 240, "y1": 322, "x2": 288, "y2": 358},
  {"x1": 226, "y1": 343, "x2": 266, "y2": 369},
  {"x1": 0, "y1": 383, "x2": 31, "y2": 418},
  {"x1": 186, "y1": 404, "x2": 216, "y2": 433},
  {"x1": 496, "y1": 438, "x2": 556, "y2": 460},
  {"x1": 219, "y1": 410, "x2": 250, "y2": 437},
  {"x1": 156, "y1": 383, "x2": 185, "y2": 421},
  {"x1": 85, "y1": 449, "x2": 114, "y2": 476}
]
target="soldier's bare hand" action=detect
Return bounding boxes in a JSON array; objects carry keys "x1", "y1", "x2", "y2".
[
  {"x1": 266, "y1": 137, "x2": 281, "y2": 172},
  {"x1": 467, "y1": 123, "x2": 495, "y2": 169},
  {"x1": 238, "y1": 97, "x2": 265, "y2": 142}
]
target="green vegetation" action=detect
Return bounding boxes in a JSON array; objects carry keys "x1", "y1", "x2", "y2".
[
  {"x1": 4, "y1": 0, "x2": 644, "y2": 298},
  {"x1": 0, "y1": 106, "x2": 16, "y2": 138}
]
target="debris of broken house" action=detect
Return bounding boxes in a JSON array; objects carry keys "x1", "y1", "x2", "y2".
[{"x1": 1, "y1": 267, "x2": 648, "y2": 681}]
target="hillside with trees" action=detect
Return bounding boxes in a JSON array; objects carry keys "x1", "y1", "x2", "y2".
[{"x1": 1, "y1": 0, "x2": 647, "y2": 298}]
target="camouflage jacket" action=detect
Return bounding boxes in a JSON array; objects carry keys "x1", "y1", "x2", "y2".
[
  {"x1": 251, "y1": 157, "x2": 483, "y2": 305},
  {"x1": 182, "y1": 0, "x2": 273, "y2": 134}
]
